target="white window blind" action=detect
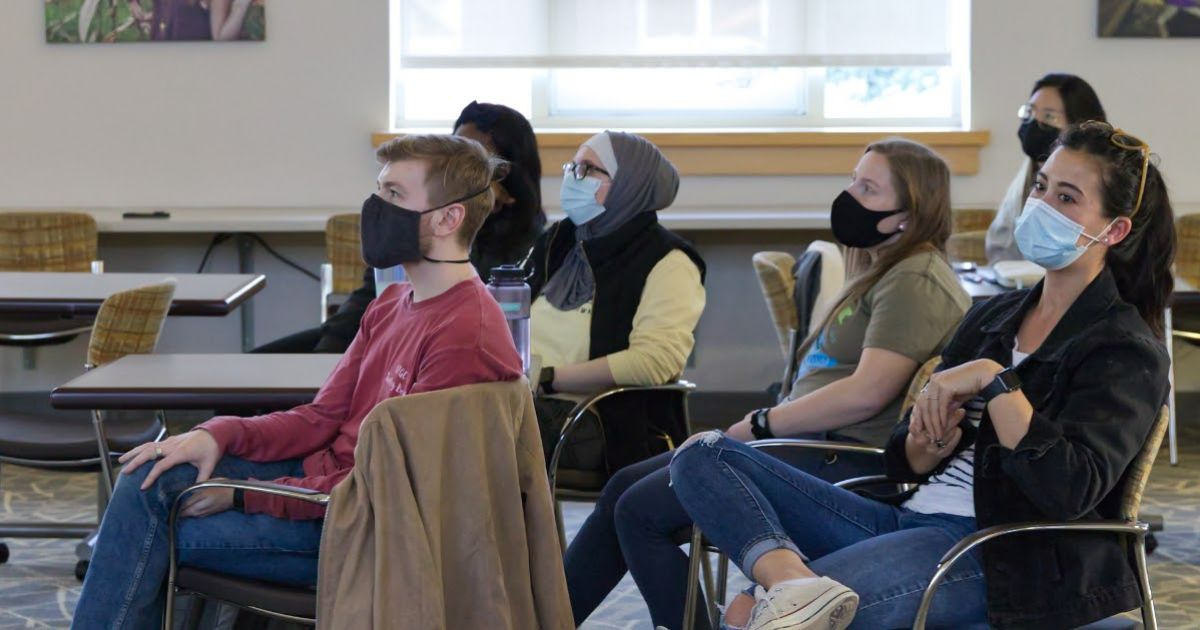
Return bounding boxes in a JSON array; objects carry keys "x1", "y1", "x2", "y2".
[{"x1": 392, "y1": 0, "x2": 968, "y2": 128}]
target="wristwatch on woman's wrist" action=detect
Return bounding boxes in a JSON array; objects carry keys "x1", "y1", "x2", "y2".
[
  {"x1": 750, "y1": 407, "x2": 775, "y2": 440},
  {"x1": 981, "y1": 368, "x2": 1022, "y2": 404},
  {"x1": 538, "y1": 366, "x2": 556, "y2": 395}
]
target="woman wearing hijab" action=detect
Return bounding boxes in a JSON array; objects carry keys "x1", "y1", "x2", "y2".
[{"x1": 528, "y1": 131, "x2": 706, "y2": 475}]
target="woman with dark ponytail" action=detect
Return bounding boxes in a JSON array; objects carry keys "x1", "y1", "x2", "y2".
[{"x1": 669, "y1": 121, "x2": 1175, "y2": 630}]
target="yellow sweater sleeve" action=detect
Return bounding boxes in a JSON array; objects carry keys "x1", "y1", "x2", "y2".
[{"x1": 606, "y1": 249, "x2": 706, "y2": 386}]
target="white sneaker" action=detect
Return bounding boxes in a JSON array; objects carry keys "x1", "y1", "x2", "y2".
[{"x1": 744, "y1": 578, "x2": 858, "y2": 630}]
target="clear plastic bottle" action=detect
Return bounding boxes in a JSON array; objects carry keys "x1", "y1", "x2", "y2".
[
  {"x1": 373, "y1": 265, "x2": 407, "y2": 296},
  {"x1": 486, "y1": 265, "x2": 531, "y2": 372}
]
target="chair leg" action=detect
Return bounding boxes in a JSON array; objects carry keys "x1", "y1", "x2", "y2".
[
  {"x1": 716, "y1": 553, "x2": 730, "y2": 615},
  {"x1": 90, "y1": 410, "x2": 115, "y2": 500},
  {"x1": 683, "y1": 526, "x2": 704, "y2": 630},
  {"x1": 1136, "y1": 532, "x2": 1159, "y2": 630},
  {"x1": 554, "y1": 498, "x2": 567, "y2": 555},
  {"x1": 700, "y1": 549, "x2": 718, "y2": 628}
]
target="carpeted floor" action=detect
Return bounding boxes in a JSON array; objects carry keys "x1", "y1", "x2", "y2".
[{"x1": 0, "y1": 416, "x2": 1198, "y2": 628}]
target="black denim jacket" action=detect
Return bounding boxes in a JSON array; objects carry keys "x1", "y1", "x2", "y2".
[{"x1": 883, "y1": 268, "x2": 1169, "y2": 629}]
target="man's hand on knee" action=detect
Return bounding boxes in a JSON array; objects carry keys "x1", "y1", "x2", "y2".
[
  {"x1": 179, "y1": 484, "x2": 235, "y2": 519},
  {"x1": 118, "y1": 430, "x2": 223, "y2": 491}
]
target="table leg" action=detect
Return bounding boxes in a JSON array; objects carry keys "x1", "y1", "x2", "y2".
[
  {"x1": 236, "y1": 233, "x2": 255, "y2": 352},
  {"x1": 1167, "y1": 307, "x2": 1178, "y2": 466}
]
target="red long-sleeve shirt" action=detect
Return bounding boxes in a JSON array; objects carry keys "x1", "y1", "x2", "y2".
[{"x1": 198, "y1": 277, "x2": 522, "y2": 519}]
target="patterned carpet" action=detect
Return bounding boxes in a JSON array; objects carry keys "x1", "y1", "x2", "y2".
[{"x1": 0, "y1": 423, "x2": 1197, "y2": 628}]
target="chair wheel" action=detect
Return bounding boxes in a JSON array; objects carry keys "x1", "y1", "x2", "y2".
[
  {"x1": 74, "y1": 560, "x2": 89, "y2": 581},
  {"x1": 1145, "y1": 533, "x2": 1159, "y2": 555},
  {"x1": 0, "y1": 543, "x2": 8, "y2": 564}
]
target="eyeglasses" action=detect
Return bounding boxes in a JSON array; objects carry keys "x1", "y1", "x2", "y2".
[
  {"x1": 562, "y1": 161, "x2": 610, "y2": 181},
  {"x1": 1017, "y1": 103, "x2": 1064, "y2": 128},
  {"x1": 1081, "y1": 121, "x2": 1151, "y2": 217}
]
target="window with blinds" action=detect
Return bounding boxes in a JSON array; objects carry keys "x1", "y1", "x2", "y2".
[{"x1": 390, "y1": 0, "x2": 969, "y2": 129}]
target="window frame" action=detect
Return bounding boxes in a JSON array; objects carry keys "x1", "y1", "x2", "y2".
[{"x1": 388, "y1": 0, "x2": 970, "y2": 131}]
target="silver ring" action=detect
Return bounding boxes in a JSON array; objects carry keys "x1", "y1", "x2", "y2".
[
  {"x1": 154, "y1": 446, "x2": 163, "y2": 460},
  {"x1": 934, "y1": 439, "x2": 946, "y2": 449}
]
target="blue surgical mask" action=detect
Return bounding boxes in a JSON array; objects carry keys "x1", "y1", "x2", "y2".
[
  {"x1": 1014, "y1": 197, "x2": 1114, "y2": 270},
  {"x1": 560, "y1": 173, "x2": 606, "y2": 225}
]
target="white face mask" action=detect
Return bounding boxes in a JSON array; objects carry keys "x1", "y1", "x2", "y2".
[{"x1": 1014, "y1": 197, "x2": 1115, "y2": 270}]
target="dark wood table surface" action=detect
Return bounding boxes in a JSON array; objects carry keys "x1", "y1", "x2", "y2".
[
  {"x1": 50, "y1": 353, "x2": 341, "y2": 410},
  {"x1": 0, "y1": 272, "x2": 265, "y2": 316}
]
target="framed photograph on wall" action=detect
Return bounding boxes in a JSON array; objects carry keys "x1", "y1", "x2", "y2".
[
  {"x1": 1100, "y1": 0, "x2": 1200, "y2": 37},
  {"x1": 45, "y1": 0, "x2": 266, "y2": 43}
]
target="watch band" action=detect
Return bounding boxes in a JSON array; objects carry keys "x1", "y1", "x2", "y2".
[
  {"x1": 981, "y1": 368, "x2": 1022, "y2": 404},
  {"x1": 538, "y1": 366, "x2": 556, "y2": 395},
  {"x1": 750, "y1": 407, "x2": 775, "y2": 440},
  {"x1": 232, "y1": 488, "x2": 245, "y2": 512}
]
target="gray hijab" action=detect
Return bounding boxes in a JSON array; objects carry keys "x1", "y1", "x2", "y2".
[{"x1": 543, "y1": 131, "x2": 680, "y2": 311}]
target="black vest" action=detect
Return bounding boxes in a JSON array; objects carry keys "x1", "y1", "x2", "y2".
[{"x1": 530, "y1": 213, "x2": 706, "y2": 472}]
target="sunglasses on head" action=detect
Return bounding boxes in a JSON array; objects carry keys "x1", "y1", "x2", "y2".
[{"x1": 1079, "y1": 121, "x2": 1150, "y2": 217}]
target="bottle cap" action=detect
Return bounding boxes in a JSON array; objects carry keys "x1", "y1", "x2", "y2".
[{"x1": 489, "y1": 264, "x2": 526, "y2": 283}]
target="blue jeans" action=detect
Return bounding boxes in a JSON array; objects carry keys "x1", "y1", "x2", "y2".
[
  {"x1": 72, "y1": 456, "x2": 325, "y2": 630},
  {"x1": 669, "y1": 433, "x2": 987, "y2": 630},
  {"x1": 565, "y1": 435, "x2": 884, "y2": 630}
]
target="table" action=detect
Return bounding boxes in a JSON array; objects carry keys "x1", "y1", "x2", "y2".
[
  {"x1": 956, "y1": 267, "x2": 1198, "y2": 465},
  {"x1": 0, "y1": 272, "x2": 265, "y2": 317},
  {"x1": 957, "y1": 267, "x2": 1200, "y2": 306},
  {"x1": 50, "y1": 353, "x2": 340, "y2": 411}
]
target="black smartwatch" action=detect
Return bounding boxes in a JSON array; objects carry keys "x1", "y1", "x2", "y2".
[
  {"x1": 750, "y1": 407, "x2": 775, "y2": 440},
  {"x1": 538, "y1": 366, "x2": 556, "y2": 395},
  {"x1": 232, "y1": 488, "x2": 245, "y2": 512},
  {"x1": 981, "y1": 368, "x2": 1022, "y2": 404}
]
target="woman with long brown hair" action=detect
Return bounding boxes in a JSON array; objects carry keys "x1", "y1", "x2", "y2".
[{"x1": 565, "y1": 138, "x2": 970, "y2": 629}]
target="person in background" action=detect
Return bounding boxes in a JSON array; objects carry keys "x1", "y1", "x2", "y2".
[
  {"x1": 71, "y1": 135, "x2": 522, "y2": 629},
  {"x1": 129, "y1": 0, "x2": 257, "y2": 41},
  {"x1": 565, "y1": 139, "x2": 971, "y2": 629},
  {"x1": 672, "y1": 122, "x2": 1174, "y2": 630},
  {"x1": 985, "y1": 73, "x2": 1106, "y2": 264},
  {"x1": 527, "y1": 131, "x2": 705, "y2": 477},
  {"x1": 254, "y1": 101, "x2": 546, "y2": 354}
]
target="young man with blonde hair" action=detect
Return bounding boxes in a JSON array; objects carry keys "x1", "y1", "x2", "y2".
[{"x1": 72, "y1": 135, "x2": 523, "y2": 629}]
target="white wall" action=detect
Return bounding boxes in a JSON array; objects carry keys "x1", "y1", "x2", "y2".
[
  {"x1": 2, "y1": 0, "x2": 1198, "y2": 393},
  {"x1": 0, "y1": 0, "x2": 389, "y2": 208}
]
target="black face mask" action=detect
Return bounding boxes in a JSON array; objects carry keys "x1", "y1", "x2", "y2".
[
  {"x1": 360, "y1": 186, "x2": 488, "y2": 268},
  {"x1": 829, "y1": 190, "x2": 904, "y2": 249},
  {"x1": 1017, "y1": 118, "x2": 1061, "y2": 162}
]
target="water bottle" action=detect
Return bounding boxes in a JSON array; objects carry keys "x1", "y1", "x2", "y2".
[
  {"x1": 487, "y1": 265, "x2": 531, "y2": 372},
  {"x1": 373, "y1": 265, "x2": 407, "y2": 297}
]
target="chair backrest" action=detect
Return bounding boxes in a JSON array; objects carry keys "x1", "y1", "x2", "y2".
[
  {"x1": 752, "y1": 242, "x2": 847, "y2": 363},
  {"x1": 946, "y1": 208, "x2": 996, "y2": 266},
  {"x1": 87, "y1": 281, "x2": 176, "y2": 368},
  {"x1": 0, "y1": 212, "x2": 98, "y2": 271},
  {"x1": 1119, "y1": 406, "x2": 1170, "y2": 521},
  {"x1": 803, "y1": 240, "x2": 845, "y2": 336},
  {"x1": 1175, "y1": 215, "x2": 1200, "y2": 288},
  {"x1": 900, "y1": 357, "x2": 943, "y2": 420},
  {"x1": 952, "y1": 208, "x2": 997, "y2": 233},
  {"x1": 325, "y1": 213, "x2": 367, "y2": 295},
  {"x1": 751, "y1": 251, "x2": 798, "y2": 360}
]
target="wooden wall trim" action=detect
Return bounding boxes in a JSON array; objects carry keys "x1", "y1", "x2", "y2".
[{"x1": 371, "y1": 130, "x2": 990, "y2": 176}]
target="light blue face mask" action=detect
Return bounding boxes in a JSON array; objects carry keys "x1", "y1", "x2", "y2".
[
  {"x1": 560, "y1": 173, "x2": 606, "y2": 225},
  {"x1": 1014, "y1": 197, "x2": 1114, "y2": 270}
]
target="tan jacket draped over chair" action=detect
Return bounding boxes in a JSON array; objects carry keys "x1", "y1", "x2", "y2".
[{"x1": 316, "y1": 379, "x2": 573, "y2": 630}]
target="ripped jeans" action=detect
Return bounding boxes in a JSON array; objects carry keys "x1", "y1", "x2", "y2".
[{"x1": 669, "y1": 432, "x2": 988, "y2": 630}]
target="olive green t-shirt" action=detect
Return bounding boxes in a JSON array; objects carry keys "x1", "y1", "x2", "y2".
[{"x1": 787, "y1": 250, "x2": 971, "y2": 447}]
